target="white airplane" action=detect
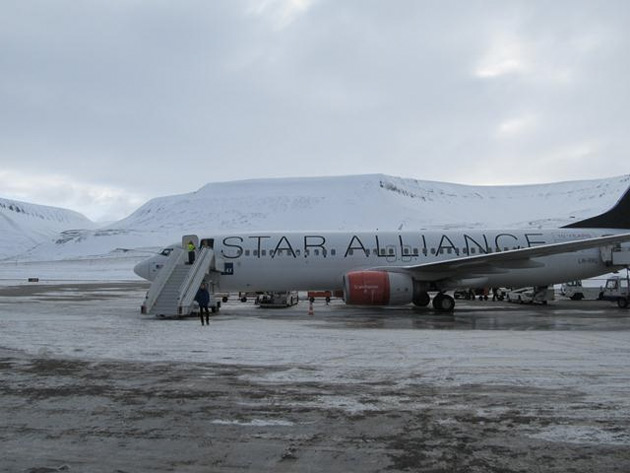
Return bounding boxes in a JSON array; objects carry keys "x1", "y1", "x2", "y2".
[{"x1": 134, "y1": 185, "x2": 630, "y2": 312}]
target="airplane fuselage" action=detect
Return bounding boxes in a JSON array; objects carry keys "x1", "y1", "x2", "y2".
[
  {"x1": 204, "y1": 229, "x2": 617, "y2": 292},
  {"x1": 134, "y1": 181, "x2": 630, "y2": 312}
]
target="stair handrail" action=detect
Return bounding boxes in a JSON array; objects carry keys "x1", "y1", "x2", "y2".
[
  {"x1": 142, "y1": 247, "x2": 185, "y2": 313},
  {"x1": 177, "y1": 247, "x2": 215, "y2": 315}
]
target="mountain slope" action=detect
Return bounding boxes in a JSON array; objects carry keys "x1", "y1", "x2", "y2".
[
  {"x1": 0, "y1": 198, "x2": 95, "y2": 260},
  {"x1": 113, "y1": 173, "x2": 630, "y2": 232}
]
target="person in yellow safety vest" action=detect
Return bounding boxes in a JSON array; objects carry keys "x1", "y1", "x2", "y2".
[{"x1": 187, "y1": 241, "x2": 196, "y2": 265}]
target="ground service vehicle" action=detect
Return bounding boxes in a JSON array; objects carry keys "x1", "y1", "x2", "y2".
[
  {"x1": 600, "y1": 274, "x2": 630, "y2": 308},
  {"x1": 256, "y1": 291, "x2": 299, "y2": 308},
  {"x1": 560, "y1": 280, "x2": 603, "y2": 300},
  {"x1": 506, "y1": 286, "x2": 554, "y2": 304}
]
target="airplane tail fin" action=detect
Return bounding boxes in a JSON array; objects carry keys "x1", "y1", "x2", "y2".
[{"x1": 563, "y1": 184, "x2": 630, "y2": 230}]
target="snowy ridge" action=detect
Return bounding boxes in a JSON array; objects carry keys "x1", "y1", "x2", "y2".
[
  {"x1": 5, "y1": 173, "x2": 630, "y2": 262},
  {"x1": 0, "y1": 197, "x2": 95, "y2": 260},
  {"x1": 114, "y1": 174, "x2": 630, "y2": 234}
]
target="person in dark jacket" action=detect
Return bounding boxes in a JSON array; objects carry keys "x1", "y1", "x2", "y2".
[{"x1": 195, "y1": 283, "x2": 211, "y2": 325}]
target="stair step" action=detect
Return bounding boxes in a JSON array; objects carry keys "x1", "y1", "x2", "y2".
[{"x1": 145, "y1": 250, "x2": 214, "y2": 315}]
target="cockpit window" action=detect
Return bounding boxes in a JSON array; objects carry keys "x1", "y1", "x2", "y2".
[{"x1": 160, "y1": 248, "x2": 173, "y2": 256}]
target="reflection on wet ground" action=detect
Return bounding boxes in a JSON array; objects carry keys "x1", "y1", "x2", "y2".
[{"x1": 255, "y1": 299, "x2": 630, "y2": 331}]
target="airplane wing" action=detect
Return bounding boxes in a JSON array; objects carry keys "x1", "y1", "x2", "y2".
[{"x1": 370, "y1": 232, "x2": 630, "y2": 282}]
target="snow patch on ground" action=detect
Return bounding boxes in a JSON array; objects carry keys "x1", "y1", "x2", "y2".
[
  {"x1": 211, "y1": 419, "x2": 295, "y2": 427},
  {"x1": 0, "y1": 252, "x2": 147, "y2": 282},
  {"x1": 528, "y1": 425, "x2": 630, "y2": 445}
]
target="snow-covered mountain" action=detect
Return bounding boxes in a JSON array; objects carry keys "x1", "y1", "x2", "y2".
[
  {"x1": 0, "y1": 197, "x2": 95, "y2": 260},
  {"x1": 114, "y1": 174, "x2": 630, "y2": 233},
  {"x1": 6, "y1": 174, "x2": 630, "y2": 261}
]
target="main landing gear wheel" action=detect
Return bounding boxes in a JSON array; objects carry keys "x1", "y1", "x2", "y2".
[
  {"x1": 432, "y1": 293, "x2": 455, "y2": 312},
  {"x1": 413, "y1": 292, "x2": 431, "y2": 307}
]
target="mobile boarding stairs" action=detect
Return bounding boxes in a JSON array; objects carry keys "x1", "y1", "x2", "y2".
[{"x1": 141, "y1": 239, "x2": 223, "y2": 317}]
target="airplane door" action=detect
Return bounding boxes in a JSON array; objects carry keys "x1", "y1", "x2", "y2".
[{"x1": 182, "y1": 234, "x2": 199, "y2": 250}]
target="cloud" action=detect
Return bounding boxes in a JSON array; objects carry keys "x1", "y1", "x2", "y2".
[
  {"x1": 475, "y1": 34, "x2": 530, "y2": 78},
  {"x1": 247, "y1": 0, "x2": 317, "y2": 30},
  {"x1": 0, "y1": 0, "x2": 629, "y2": 219},
  {"x1": 496, "y1": 114, "x2": 538, "y2": 138},
  {"x1": 0, "y1": 169, "x2": 146, "y2": 222}
]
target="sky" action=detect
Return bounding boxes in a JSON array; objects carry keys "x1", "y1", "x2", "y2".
[{"x1": 1, "y1": 0, "x2": 629, "y2": 222}]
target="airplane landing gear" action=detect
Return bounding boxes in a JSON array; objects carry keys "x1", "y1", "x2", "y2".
[
  {"x1": 432, "y1": 293, "x2": 455, "y2": 312},
  {"x1": 413, "y1": 292, "x2": 431, "y2": 307}
]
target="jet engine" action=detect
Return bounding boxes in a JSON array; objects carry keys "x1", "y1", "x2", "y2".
[{"x1": 343, "y1": 270, "x2": 415, "y2": 305}]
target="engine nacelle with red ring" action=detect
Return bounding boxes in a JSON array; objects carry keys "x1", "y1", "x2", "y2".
[{"x1": 343, "y1": 270, "x2": 414, "y2": 305}]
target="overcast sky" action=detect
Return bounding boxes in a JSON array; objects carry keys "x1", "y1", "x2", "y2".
[{"x1": 1, "y1": 0, "x2": 629, "y2": 221}]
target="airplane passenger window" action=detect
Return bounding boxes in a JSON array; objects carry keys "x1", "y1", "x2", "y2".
[
  {"x1": 261, "y1": 250, "x2": 266, "y2": 256},
  {"x1": 413, "y1": 248, "x2": 419, "y2": 255},
  {"x1": 403, "y1": 248, "x2": 409, "y2": 255},
  {"x1": 430, "y1": 248, "x2": 436, "y2": 254},
  {"x1": 245, "y1": 250, "x2": 250, "y2": 256},
  {"x1": 314, "y1": 249, "x2": 320, "y2": 256},
  {"x1": 296, "y1": 250, "x2": 301, "y2": 256},
  {"x1": 388, "y1": 248, "x2": 394, "y2": 255},
  {"x1": 348, "y1": 249, "x2": 354, "y2": 256},
  {"x1": 331, "y1": 249, "x2": 336, "y2": 256},
  {"x1": 380, "y1": 249, "x2": 386, "y2": 256},
  {"x1": 253, "y1": 250, "x2": 258, "y2": 256}
]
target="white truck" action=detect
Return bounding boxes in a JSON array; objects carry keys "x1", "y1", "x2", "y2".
[
  {"x1": 256, "y1": 291, "x2": 299, "y2": 308},
  {"x1": 600, "y1": 274, "x2": 630, "y2": 309},
  {"x1": 560, "y1": 280, "x2": 604, "y2": 301},
  {"x1": 506, "y1": 286, "x2": 555, "y2": 304}
]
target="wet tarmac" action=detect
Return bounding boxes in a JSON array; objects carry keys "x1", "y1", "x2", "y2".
[
  {"x1": 257, "y1": 297, "x2": 630, "y2": 332},
  {"x1": 1, "y1": 282, "x2": 630, "y2": 472}
]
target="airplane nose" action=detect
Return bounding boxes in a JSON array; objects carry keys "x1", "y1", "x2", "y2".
[{"x1": 133, "y1": 260, "x2": 150, "y2": 280}]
